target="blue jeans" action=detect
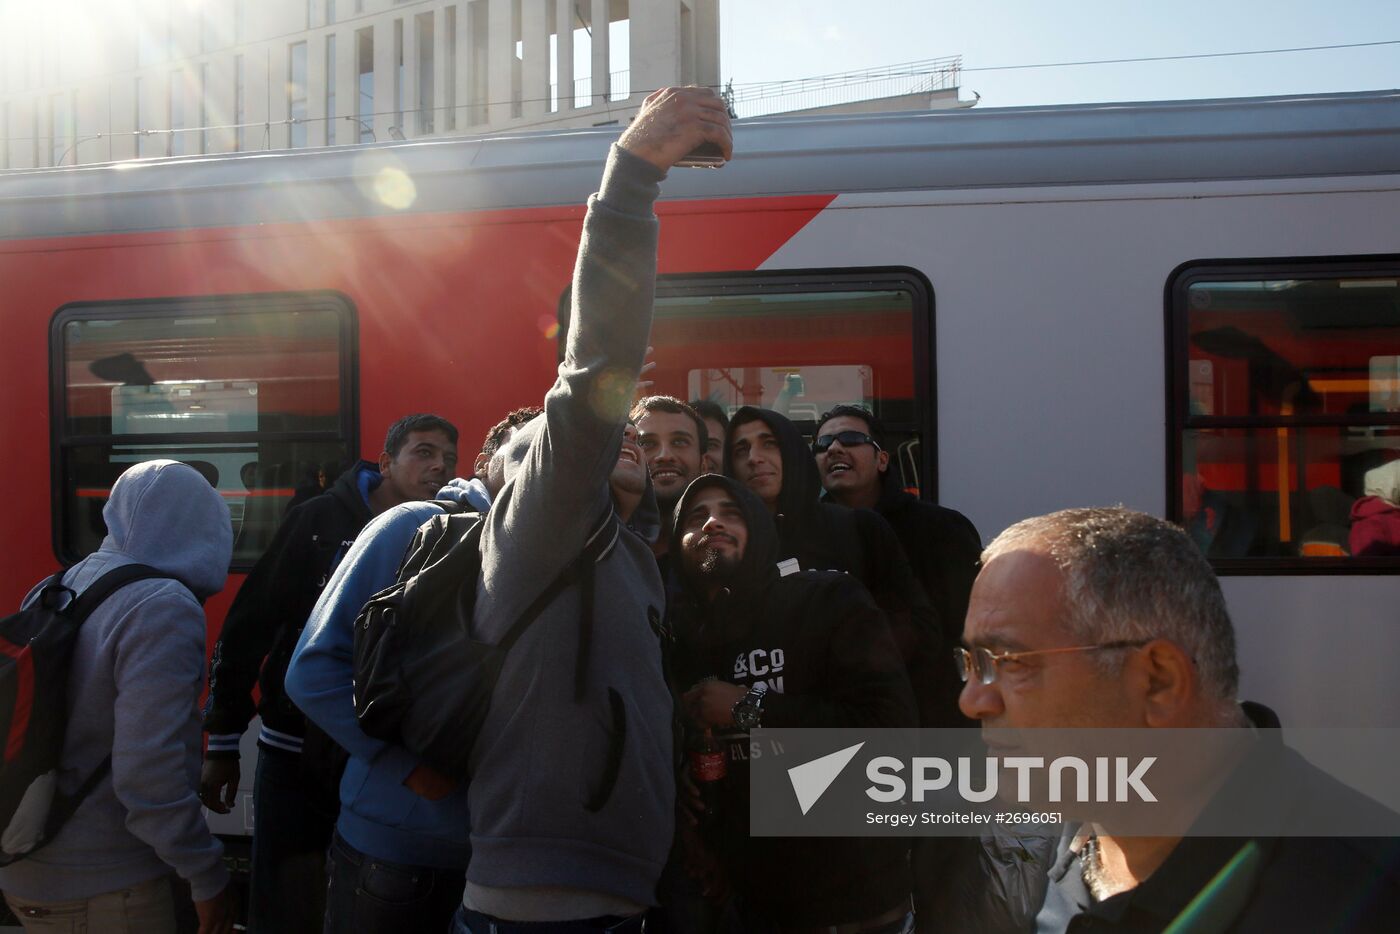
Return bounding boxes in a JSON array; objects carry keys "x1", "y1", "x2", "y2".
[
  {"x1": 452, "y1": 906, "x2": 645, "y2": 934},
  {"x1": 324, "y1": 833, "x2": 466, "y2": 934},
  {"x1": 247, "y1": 746, "x2": 339, "y2": 934}
]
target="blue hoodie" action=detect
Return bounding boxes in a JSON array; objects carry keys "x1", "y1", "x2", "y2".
[
  {"x1": 0, "y1": 460, "x2": 232, "y2": 902},
  {"x1": 285, "y1": 478, "x2": 490, "y2": 869}
]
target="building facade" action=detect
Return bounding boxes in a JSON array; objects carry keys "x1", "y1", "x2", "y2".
[{"x1": 0, "y1": 0, "x2": 720, "y2": 168}]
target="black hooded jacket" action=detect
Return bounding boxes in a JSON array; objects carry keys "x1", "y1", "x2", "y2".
[
  {"x1": 668, "y1": 475, "x2": 916, "y2": 927},
  {"x1": 204, "y1": 460, "x2": 375, "y2": 755},
  {"x1": 724, "y1": 406, "x2": 956, "y2": 726}
]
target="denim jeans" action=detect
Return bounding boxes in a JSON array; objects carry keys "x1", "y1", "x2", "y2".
[
  {"x1": 247, "y1": 746, "x2": 339, "y2": 934},
  {"x1": 452, "y1": 905, "x2": 645, "y2": 934},
  {"x1": 324, "y1": 833, "x2": 466, "y2": 934}
]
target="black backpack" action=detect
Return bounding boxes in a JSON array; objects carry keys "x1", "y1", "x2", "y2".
[
  {"x1": 353, "y1": 504, "x2": 617, "y2": 781},
  {"x1": 0, "y1": 563, "x2": 171, "y2": 864}
]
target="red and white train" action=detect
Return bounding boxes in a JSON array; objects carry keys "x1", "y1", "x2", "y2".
[{"x1": 3, "y1": 90, "x2": 1398, "y2": 817}]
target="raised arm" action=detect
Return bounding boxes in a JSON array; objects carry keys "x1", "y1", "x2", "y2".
[{"x1": 481, "y1": 88, "x2": 732, "y2": 596}]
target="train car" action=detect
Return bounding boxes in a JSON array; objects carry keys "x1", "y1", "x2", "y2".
[{"x1": 2, "y1": 91, "x2": 1398, "y2": 828}]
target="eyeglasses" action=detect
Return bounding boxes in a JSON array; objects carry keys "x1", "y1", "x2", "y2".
[
  {"x1": 954, "y1": 641, "x2": 1151, "y2": 685},
  {"x1": 812, "y1": 430, "x2": 881, "y2": 455}
]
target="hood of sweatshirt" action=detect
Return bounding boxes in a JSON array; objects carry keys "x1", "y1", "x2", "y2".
[
  {"x1": 723, "y1": 407, "x2": 822, "y2": 532},
  {"x1": 496, "y1": 413, "x2": 661, "y2": 542},
  {"x1": 86, "y1": 459, "x2": 232, "y2": 600},
  {"x1": 669, "y1": 474, "x2": 781, "y2": 605}
]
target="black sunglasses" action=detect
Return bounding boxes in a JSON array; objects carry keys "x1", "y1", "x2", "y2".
[{"x1": 812, "y1": 430, "x2": 881, "y2": 454}]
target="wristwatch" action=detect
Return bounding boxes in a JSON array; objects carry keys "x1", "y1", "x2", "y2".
[{"x1": 732, "y1": 682, "x2": 769, "y2": 731}]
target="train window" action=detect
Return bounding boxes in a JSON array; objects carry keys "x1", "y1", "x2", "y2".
[
  {"x1": 559, "y1": 271, "x2": 933, "y2": 496},
  {"x1": 52, "y1": 293, "x2": 357, "y2": 569},
  {"x1": 1169, "y1": 261, "x2": 1400, "y2": 569}
]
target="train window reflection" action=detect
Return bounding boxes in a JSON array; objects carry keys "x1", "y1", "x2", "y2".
[
  {"x1": 53, "y1": 294, "x2": 357, "y2": 568},
  {"x1": 1173, "y1": 265, "x2": 1400, "y2": 567}
]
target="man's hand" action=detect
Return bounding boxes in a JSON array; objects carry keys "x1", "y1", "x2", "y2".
[
  {"x1": 683, "y1": 681, "x2": 747, "y2": 730},
  {"x1": 198, "y1": 759, "x2": 240, "y2": 815},
  {"x1": 195, "y1": 882, "x2": 237, "y2": 934},
  {"x1": 618, "y1": 86, "x2": 733, "y2": 172},
  {"x1": 404, "y1": 763, "x2": 457, "y2": 801}
]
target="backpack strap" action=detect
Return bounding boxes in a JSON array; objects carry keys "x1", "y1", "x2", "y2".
[
  {"x1": 63, "y1": 564, "x2": 171, "y2": 625},
  {"x1": 34, "y1": 563, "x2": 172, "y2": 852},
  {"x1": 498, "y1": 507, "x2": 619, "y2": 657}
]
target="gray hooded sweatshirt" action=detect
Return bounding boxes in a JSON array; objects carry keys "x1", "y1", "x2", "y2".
[
  {"x1": 0, "y1": 460, "x2": 232, "y2": 902},
  {"x1": 464, "y1": 145, "x2": 673, "y2": 919}
]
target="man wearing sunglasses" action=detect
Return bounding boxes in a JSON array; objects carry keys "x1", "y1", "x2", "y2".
[
  {"x1": 949, "y1": 506, "x2": 1400, "y2": 933},
  {"x1": 815, "y1": 406, "x2": 982, "y2": 709},
  {"x1": 724, "y1": 407, "x2": 949, "y2": 731}
]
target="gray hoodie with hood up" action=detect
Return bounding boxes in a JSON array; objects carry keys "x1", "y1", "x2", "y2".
[
  {"x1": 0, "y1": 460, "x2": 231, "y2": 903},
  {"x1": 463, "y1": 145, "x2": 673, "y2": 919}
]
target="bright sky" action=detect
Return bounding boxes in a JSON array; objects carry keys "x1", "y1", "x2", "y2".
[{"x1": 720, "y1": 0, "x2": 1400, "y2": 109}]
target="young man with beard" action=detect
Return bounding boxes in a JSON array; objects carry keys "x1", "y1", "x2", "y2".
[
  {"x1": 632, "y1": 395, "x2": 708, "y2": 568},
  {"x1": 452, "y1": 86, "x2": 733, "y2": 934},
  {"x1": 724, "y1": 406, "x2": 953, "y2": 727},
  {"x1": 200, "y1": 413, "x2": 458, "y2": 934},
  {"x1": 670, "y1": 474, "x2": 917, "y2": 931},
  {"x1": 284, "y1": 406, "x2": 540, "y2": 934}
]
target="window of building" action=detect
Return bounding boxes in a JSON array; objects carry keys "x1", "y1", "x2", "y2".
[
  {"x1": 469, "y1": 1, "x2": 489, "y2": 124},
  {"x1": 1, "y1": 101, "x2": 9, "y2": 169},
  {"x1": 357, "y1": 28, "x2": 374, "y2": 142},
  {"x1": 417, "y1": 13, "x2": 434, "y2": 134},
  {"x1": 1169, "y1": 259, "x2": 1400, "y2": 569},
  {"x1": 234, "y1": 54, "x2": 246, "y2": 151},
  {"x1": 52, "y1": 293, "x2": 358, "y2": 568},
  {"x1": 289, "y1": 42, "x2": 308, "y2": 148},
  {"x1": 326, "y1": 34, "x2": 337, "y2": 145},
  {"x1": 327, "y1": 0, "x2": 338, "y2": 24},
  {"x1": 560, "y1": 270, "x2": 935, "y2": 495}
]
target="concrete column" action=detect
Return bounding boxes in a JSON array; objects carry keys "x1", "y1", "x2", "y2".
[
  {"x1": 487, "y1": 0, "x2": 514, "y2": 124},
  {"x1": 590, "y1": 0, "x2": 609, "y2": 106},
  {"x1": 694, "y1": 0, "x2": 721, "y2": 89},
  {"x1": 629, "y1": 0, "x2": 680, "y2": 99},
  {"x1": 308, "y1": 36, "x2": 327, "y2": 147},
  {"x1": 555, "y1": 0, "x2": 574, "y2": 110},
  {"x1": 521, "y1": 0, "x2": 548, "y2": 119},
  {"x1": 403, "y1": 13, "x2": 419, "y2": 136},
  {"x1": 336, "y1": 27, "x2": 356, "y2": 145},
  {"x1": 373, "y1": 18, "x2": 395, "y2": 141},
  {"x1": 434, "y1": 8, "x2": 451, "y2": 131},
  {"x1": 456, "y1": 2, "x2": 474, "y2": 127}
]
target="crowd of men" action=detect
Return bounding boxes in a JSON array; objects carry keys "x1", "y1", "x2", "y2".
[{"x1": 3, "y1": 86, "x2": 1396, "y2": 934}]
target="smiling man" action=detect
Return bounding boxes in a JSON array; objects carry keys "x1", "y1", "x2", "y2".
[
  {"x1": 632, "y1": 395, "x2": 707, "y2": 564},
  {"x1": 453, "y1": 86, "x2": 733, "y2": 933},
  {"x1": 668, "y1": 474, "x2": 916, "y2": 932},
  {"x1": 815, "y1": 405, "x2": 982, "y2": 689},
  {"x1": 723, "y1": 406, "x2": 952, "y2": 727}
]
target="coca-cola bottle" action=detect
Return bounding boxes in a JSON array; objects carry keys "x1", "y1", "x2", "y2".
[{"x1": 688, "y1": 727, "x2": 727, "y2": 826}]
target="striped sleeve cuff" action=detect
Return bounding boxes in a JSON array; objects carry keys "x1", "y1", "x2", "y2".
[{"x1": 205, "y1": 733, "x2": 242, "y2": 758}]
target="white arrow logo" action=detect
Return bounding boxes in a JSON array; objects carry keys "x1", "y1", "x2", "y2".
[{"x1": 787, "y1": 742, "x2": 865, "y2": 815}]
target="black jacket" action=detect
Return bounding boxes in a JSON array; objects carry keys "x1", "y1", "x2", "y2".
[
  {"x1": 1035, "y1": 703, "x2": 1400, "y2": 933},
  {"x1": 874, "y1": 468, "x2": 983, "y2": 727},
  {"x1": 668, "y1": 476, "x2": 917, "y2": 927},
  {"x1": 725, "y1": 407, "x2": 955, "y2": 726},
  {"x1": 203, "y1": 461, "x2": 374, "y2": 756}
]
